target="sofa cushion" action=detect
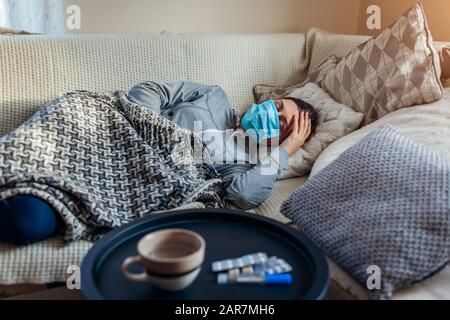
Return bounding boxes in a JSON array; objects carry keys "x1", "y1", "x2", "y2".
[
  {"x1": 281, "y1": 125, "x2": 450, "y2": 299},
  {"x1": 312, "y1": 4, "x2": 443, "y2": 125}
]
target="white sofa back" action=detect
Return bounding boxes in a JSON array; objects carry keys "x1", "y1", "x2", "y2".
[
  {"x1": 1, "y1": 30, "x2": 447, "y2": 137},
  {"x1": 0, "y1": 33, "x2": 308, "y2": 136}
]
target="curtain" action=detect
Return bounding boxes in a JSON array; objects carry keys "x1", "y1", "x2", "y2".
[{"x1": 0, "y1": 0, "x2": 64, "y2": 34}]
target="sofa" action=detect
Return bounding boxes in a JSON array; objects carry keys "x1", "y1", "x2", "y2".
[{"x1": 0, "y1": 29, "x2": 449, "y2": 300}]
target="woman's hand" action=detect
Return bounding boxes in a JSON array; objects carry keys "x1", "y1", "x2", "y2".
[{"x1": 280, "y1": 112, "x2": 311, "y2": 157}]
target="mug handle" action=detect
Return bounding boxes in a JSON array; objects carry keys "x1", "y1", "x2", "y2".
[{"x1": 122, "y1": 256, "x2": 148, "y2": 282}]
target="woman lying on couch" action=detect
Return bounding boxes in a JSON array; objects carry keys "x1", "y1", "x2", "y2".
[{"x1": 0, "y1": 81, "x2": 317, "y2": 245}]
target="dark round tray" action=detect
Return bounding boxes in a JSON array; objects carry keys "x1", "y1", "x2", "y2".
[{"x1": 81, "y1": 209, "x2": 329, "y2": 300}]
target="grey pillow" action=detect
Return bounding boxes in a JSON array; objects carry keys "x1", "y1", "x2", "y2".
[{"x1": 281, "y1": 125, "x2": 450, "y2": 299}]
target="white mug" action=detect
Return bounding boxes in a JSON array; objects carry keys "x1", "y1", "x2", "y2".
[{"x1": 122, "y1": 228, "x2": 205, "y2": 291}]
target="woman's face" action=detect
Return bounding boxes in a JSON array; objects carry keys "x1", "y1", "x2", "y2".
[{"x1": 273, "y1": 99, "x2": 300, "y2": 142}]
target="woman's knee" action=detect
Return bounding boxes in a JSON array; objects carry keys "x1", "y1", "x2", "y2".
[{"x1": 0, "y1": 195, "x2": 62, "y2": 245}]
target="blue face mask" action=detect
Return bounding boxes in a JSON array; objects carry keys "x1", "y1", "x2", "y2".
[{"x1": 241, "y1": 100, "x2": 280, "y2": 143}]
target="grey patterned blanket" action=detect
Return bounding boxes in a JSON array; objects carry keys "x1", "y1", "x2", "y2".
[{"x1": 0, "y1": 91, "x2": 225, "y2": 241}]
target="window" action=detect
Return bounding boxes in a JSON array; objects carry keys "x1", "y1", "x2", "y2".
[{"x1": 0, "y1": 0, "x2": 64, "y2": 34}]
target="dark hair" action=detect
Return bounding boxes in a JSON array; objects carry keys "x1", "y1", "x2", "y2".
[{"x1": 287, "y1": 97, "x2": 318, "y2": 140}]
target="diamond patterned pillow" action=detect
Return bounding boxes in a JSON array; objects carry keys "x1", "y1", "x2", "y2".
[{"x1": 313, "y1": 3, "x2": 443, "y2": 125}]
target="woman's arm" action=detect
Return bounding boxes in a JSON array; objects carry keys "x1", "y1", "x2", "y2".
[{"x1": 222, "y1": 147, "x2": 289, "y2": 210}]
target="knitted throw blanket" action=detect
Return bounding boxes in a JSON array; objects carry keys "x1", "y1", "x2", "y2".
[{"x1": 0, "y1": 91, "x2": 225, "y2": 241}]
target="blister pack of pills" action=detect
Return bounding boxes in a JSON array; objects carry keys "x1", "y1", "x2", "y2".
[
  {"x1": 254, "y1": 256, "x2": 292, "y2": 275},
  {"x1": 211, "y1": 252, "x2": 268, "y2": 272},
  {"x1": 212, "y1": 253, "x2": 292, "y2": 276}
]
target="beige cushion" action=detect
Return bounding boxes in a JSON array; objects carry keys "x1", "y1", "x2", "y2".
[
  {"x1": 312, "y1": 4, "x2": 443, "y2": 125},
  {"x1": 0, "y1": 238, "x2": 92, "y2": 285}
]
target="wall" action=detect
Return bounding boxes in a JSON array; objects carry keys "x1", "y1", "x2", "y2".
[
  {"x1": 357, "y1": 0, "x2": 450, "y2": 41},
  {"x1": 63, "y1": 0, "x2": 361, "y2": 34}
]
